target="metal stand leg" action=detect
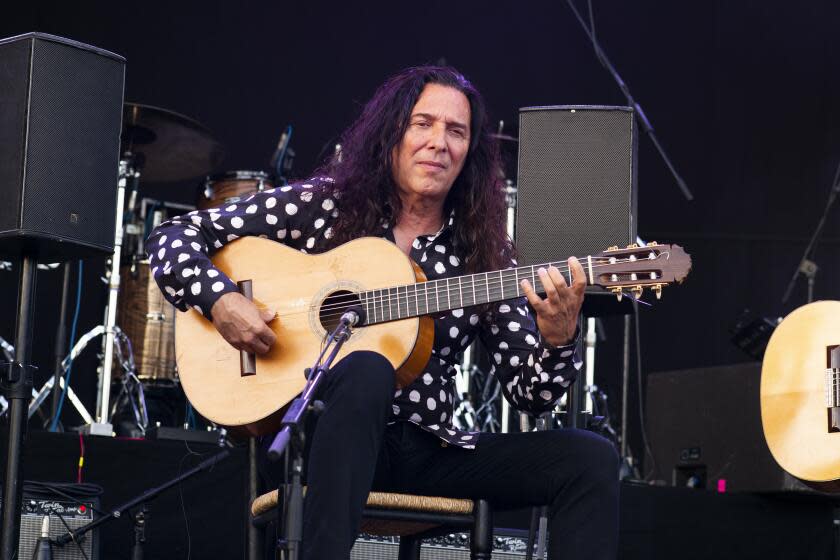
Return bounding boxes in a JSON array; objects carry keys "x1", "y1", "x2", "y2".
[
  {"x1": 0, "y1": 256, "x2": 38, "y2": 559},
  {"x1": 248, "y1": 438, "x2": 262, "y2": 560},
  {"x1": 470, "y1": 499, "x2": 493, "y2": 560},
  {"x1": 397, "y1": 536, "x2": 421, "y2": 560},
  {"x1": 51, "y1": 261, "x2": 73, "y2": 426}
]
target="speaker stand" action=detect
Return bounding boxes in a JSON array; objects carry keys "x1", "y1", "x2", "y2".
[{"x1": 0, "y1": 255, "x2": 38, "y2": 559}]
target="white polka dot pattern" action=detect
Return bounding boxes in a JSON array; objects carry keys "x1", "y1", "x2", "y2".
[{"x1": 145, "y1": 178, "x2": 581, "y2": 450}]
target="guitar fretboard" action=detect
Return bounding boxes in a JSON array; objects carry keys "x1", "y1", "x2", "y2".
[{"x1": 361, "y1": 260, "x2": 583, "y2": 325}]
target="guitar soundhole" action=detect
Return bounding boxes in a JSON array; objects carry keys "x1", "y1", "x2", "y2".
[{"x1": 319, "y1": 290, "x2": 363, "y2": 333}]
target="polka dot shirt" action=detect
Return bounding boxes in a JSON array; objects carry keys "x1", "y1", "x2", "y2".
[{"x1": 147, "y1": 178, "x2": 582, "y2": 449}]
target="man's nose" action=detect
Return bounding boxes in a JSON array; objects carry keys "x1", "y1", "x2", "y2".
[{"x1": 426, "y1": 124, "x2": 447, "y2": 151}]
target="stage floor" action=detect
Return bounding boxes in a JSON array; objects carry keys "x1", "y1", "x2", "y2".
[{"x1": 0, "y1": 431, "x2": 836, "y2": 559}]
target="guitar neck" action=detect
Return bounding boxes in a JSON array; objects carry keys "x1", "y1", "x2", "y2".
[{"x1": 361, "y1": 258, "x2": 587, "y2": 325}]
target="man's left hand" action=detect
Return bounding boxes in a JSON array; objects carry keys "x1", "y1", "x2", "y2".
[{"x1": 519, "y1": 257, "x2": 586, "y2": 347}]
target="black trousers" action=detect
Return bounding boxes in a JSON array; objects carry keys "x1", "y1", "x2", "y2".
[{"x1": 262, "y1": 351, "x2": 619, "y2": 560}]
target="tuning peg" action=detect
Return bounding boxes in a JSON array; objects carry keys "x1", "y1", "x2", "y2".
[
  {"x1": 606, "y1": 245, "x2": 619, "y2": 252},
  {"x1": 610, "y1": 287, "x2": 623, "y2": 301},
  {"x1": 626, "y1": 243, "x2": 639, "y2": 249},
  {"x1": 631, "y1": 285, "x2": 643, "y2": 300},
  {"x1": 648, "y1": 241, "x2": 659, "y2": 247},
  {"x1": 653, "y1": 284, "x2": 663, "y2": 300}
]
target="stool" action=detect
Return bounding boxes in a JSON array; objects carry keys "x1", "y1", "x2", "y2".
[{"x1": 251, "y1": 489, "x2": 493, "y2": 559}]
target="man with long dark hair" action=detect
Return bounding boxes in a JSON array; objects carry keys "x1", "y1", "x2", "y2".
[{"x1": 148, "y1": 66, "x2": 618, "y2": 559}]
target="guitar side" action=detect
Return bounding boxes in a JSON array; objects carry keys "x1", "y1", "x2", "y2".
[
  {"x1": 760, "y1": 300, "x2": 840, "y2": 488},
  {"x1": 175, "y1": 237, "x2": 430, "y2": 435}
]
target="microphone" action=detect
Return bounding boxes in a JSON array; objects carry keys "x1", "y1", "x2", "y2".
[{"x1": 340, "y1": 306, "x2": 366, "y2": 327}]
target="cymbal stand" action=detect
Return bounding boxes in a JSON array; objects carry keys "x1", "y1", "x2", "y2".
[
  {"x1": 28, "y1": 325, "x2": 144, "y2": 426},
  {"x1": 108, "y1": 331, "x2": 149, "y2": 434},
  {"x1": 85, "y1": 155, "x2": 139, "y2": 435},
  {"x1": 267, "y1": 308, "x2": 362, "y2": 560}
]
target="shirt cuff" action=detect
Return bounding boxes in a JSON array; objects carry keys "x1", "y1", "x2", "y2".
[{"x1": 538, "y1": 326, "x2": 580, "y2": 359}]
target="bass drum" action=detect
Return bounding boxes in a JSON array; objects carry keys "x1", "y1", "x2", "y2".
[
  {"x1": 197, "y1": 170, "x2": 274, "y2": 210},
  {"x1": 116, "y1": 259, "x2": 178, "y2": 382}
]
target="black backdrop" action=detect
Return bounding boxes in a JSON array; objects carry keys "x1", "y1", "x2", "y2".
[{"x1": 2, "y1": 1, "x2": 839, "y2": 469}]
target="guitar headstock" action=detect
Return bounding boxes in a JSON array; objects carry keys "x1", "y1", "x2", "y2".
[{"x1": 591, "y1": 242, "x2": 692, "y2": 301}]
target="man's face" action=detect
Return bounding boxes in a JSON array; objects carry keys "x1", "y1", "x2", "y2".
[{"x1": 392, "y1": 83, "x2": 471, "y2": 204}]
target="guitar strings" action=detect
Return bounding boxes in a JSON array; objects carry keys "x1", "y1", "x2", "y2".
[
  {"x1": 311, "y1": 254, "x2": 667, "y2": 316},
  {"x1": 296, "y1": 255, "x2": 667, "y2": 321},
  {"x1": 275, "y1": 254, "x2": 671, "y2": 324}
]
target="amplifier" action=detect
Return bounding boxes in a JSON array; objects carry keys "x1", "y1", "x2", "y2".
[
  {"x1": 645, "y1": 362, "x2": 810, "y2": 492},
  {"x1": 351, "y1": 529, "x2": 538, "y2": 559},
  {"x1": 0, "y1": 495, "x2": 98, "y2": 560}
]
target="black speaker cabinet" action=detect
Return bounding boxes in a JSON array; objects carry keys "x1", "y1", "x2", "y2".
[
  {"x1": 515, "y1": 105, "x2": 637, "y2": 316},
  {"x1": 0, "y1": 32, "x2": 125, "y2": 260},
  {"x1": 646, "y1": 362, "x2": 815, "y2": 493},
  {"x1": 515, "y1": 105, "x2": 637, "y2": 264}
]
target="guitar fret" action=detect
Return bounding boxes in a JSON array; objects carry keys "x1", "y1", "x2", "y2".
[
  {"x1": 387, "y1": 288, "x2": 392, "y2": 321},
  {"x1": 364, "y1": 293, "x2": 370, "y2": 325},
  {"x1": 499, "y1": 270, "x2": 504, "y2": 300},
  {"x1": 371, "y1": 290, "x2": 377, "y2": 324},
  {"x1": 458, "y1": 277, "x2": 463, "y2": 309},
  {"x1": 424, "y1": 283, "x2": 429, "y2": 315},
  {"x1": 446, "y1": 278, "x2": 451, "y2": 310},
  {"x1": 484, "y1": 272, "x2": 490, "y2": 303},
  {"x1": 414, "y1": 284, "x2": 419, "y2": 317}
]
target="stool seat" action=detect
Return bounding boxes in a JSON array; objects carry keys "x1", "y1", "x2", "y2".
[
  {"x1": 251, "y1": 489, "x2": 475, "y2": 517},
  {"x1": 251, "y1": 488, "x2": 493, "y2": 559}
]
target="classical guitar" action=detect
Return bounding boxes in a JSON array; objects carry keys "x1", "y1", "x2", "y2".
[
  {"x1": 175, "y1": 236, "x2": 691, "y2": 436},
  {"x1": 760, "y1": 300, "x2": 840, "y2": 490}
]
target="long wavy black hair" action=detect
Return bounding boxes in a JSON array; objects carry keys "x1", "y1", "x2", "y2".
[{"x1": 316, "y1": 66, "x2": 514, "y2": 274}]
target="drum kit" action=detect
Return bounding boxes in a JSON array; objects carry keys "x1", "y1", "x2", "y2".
[{"x1": 1, "y1": 102, "x2": 294, "y2": 436}]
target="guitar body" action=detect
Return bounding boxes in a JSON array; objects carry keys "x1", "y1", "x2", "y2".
[
  {"x1": 760, "y1": 300, "x2": 840, "y2": 489},
  {"x1": 175, "y1": 237, "x2": 434, "y2": 436}
]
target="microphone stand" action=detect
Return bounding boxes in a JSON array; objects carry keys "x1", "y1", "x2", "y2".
[
  {"x1": 781, "y1": 159, "x2": 840, "y2": 305},
  {"x1": 52, "y1": 450, "x2": 230, "y2": 556},
  {"x1": 267, "y1": 308, "x2": 363, "y2": 560},
  {"x1": 564, "y1": 0, "x2": 694, "y2": 202}
]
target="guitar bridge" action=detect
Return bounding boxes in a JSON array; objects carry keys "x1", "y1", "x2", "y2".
[{"x1": 827, "y1": 345, "x2": 840, "y2": 433}]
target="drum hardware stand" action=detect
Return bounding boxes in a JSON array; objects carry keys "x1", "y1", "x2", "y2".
[
  {"x1": 29, "y1": 374, "x2": 94, "y2": 425},
  {"x1": 80, "y1": 155, "x2": 138, "y2": 436},
  {"x1": 108, "y1": 333, "x2": 149, "y2": 434},
  {"x1": 52, "y1": 449, "x2": 230, "y2": 556},
  {"x1": 51, "y1": 262, "x2": 73, "y2": 427},
  {"x1": 0, "y1": 256, "x2": 38, "y2": 559},
  {"x1": 781, "y1": 158, "x2": 840, "y2": 305},
  {"x1": 29, "y1": 324, "x2": 147, "y2": 434},
  {"x1": 267, "y1": 307, "x2": 364, "y2": 560}
]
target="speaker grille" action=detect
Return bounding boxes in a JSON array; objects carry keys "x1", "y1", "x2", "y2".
[
  {"x1": 0, "y1": 39, "x2": 30, "y2": 233},
  {"x1": 23, "y1": 37, "x2": 124, "y2": 250},
  {"x1": 515, "y1": 106, "x2": 636, "y2": 265},
  {"x1": 0, "y1": 33, "x2": 124, "y2": 259},
  {"x1": 0, "y1": 495, "x2": 97, "y2": 560}
]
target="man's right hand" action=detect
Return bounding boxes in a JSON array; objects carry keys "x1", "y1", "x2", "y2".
[{"x1": 210, "y1": 292, "x2": 277, "y2": 355}]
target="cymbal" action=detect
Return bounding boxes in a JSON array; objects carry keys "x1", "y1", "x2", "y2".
[
  {"x1": 491, "y1": 132, "x2": 518, "y2": 143},
  {"x1": 121, "y1": 103, "x2": 225, "y2": 183}
]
